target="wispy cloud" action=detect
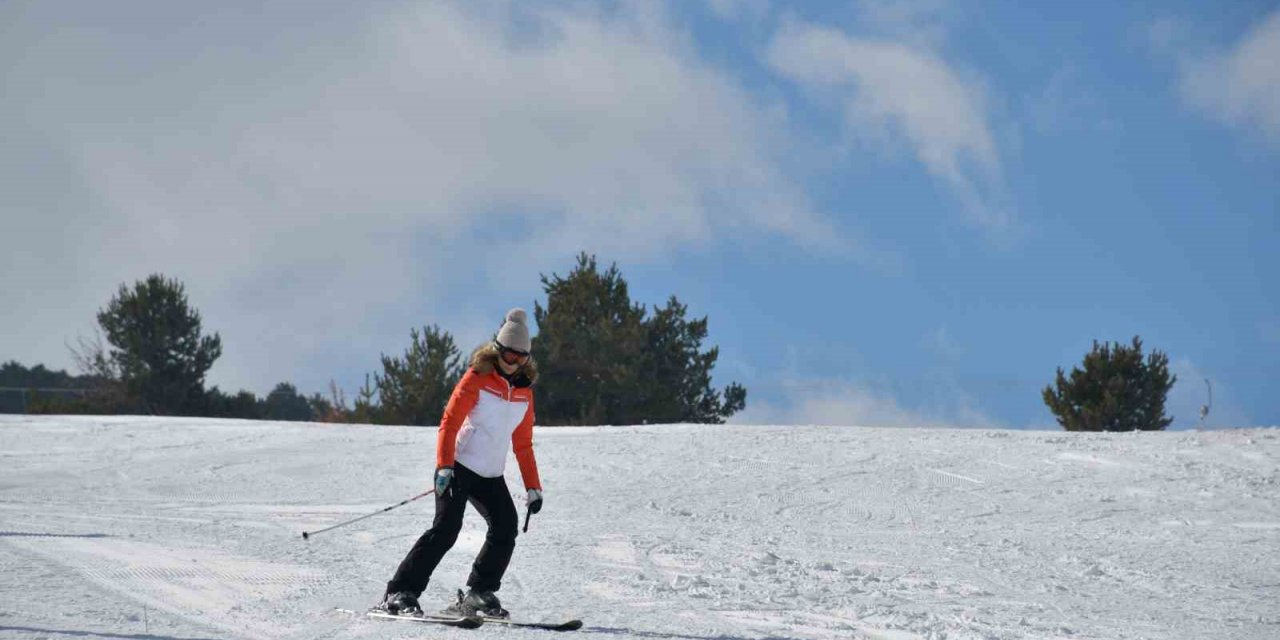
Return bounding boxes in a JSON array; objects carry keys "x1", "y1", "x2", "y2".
[
  {"x1": 704, "y1": 0, "x2": 771, "y2": 22},
  {"x1": 766, "y1": 19, "x2": 1012, "y2": 232},
  {"x1": 854, "y1": 0, "x2": 953, "y2": 48},
  {"x1": 1161, "y1": 10, "x2": 1280, "y2": 144},
  {"x1": 1, "y1": 2, "x2": 851, "y2": 394},
  {"x1": 732, "y1": 376, "x2": 999, "y2": 429}
]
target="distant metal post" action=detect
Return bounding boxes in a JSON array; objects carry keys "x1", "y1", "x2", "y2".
[{"x1": 1198, "y1": 378, "x2": 1212, "y2": 429}]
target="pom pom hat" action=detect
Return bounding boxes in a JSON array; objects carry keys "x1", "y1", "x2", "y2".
[{"x1": 495, "y1": 308, "x2": 532, "y2": 353}]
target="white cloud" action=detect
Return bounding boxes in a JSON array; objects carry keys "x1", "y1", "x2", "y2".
[
  {"x1": 1174, "y1": 10, "x2": 1280, "y2": 143},
  {"x1": 854, "y1": 0, "x2": 952, "y2": 48},
  {"x1": 766, "y1": 19, "x2": 1011, "y2": 231},
  {"x1": 705, "y1": 0, "x2": 771, "y2": 22},
  {"x1": 732, "y1": 377, "x2": 998, "y2": 429},
  {"x1": 1, "y1": 2, "x2": 850, "y2": 394}
]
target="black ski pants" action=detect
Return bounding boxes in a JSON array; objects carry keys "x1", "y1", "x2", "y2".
[{"x1": 386, "y1": 464, "x2": 519, "y2": 597}]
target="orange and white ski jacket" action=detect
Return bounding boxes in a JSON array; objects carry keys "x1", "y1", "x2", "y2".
[{"x1": 436, "y1": 368, "x2": 541, "y2": 490}]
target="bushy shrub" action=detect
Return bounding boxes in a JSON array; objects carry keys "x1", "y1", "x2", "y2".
[{"x1": 1043, "y1": 336, "x2": 1176, "y2": 431}]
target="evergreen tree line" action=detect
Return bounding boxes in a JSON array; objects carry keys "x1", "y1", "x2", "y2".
[
  {"x1": 0, "y1": 364, "x2": 336, "y2": 421},
  {"x1": 1, "y1": 276, "x2": 336, "y2": 421},
  {"x1": 317, "y1": 254, "x2": 747, "y2": 426},
  {"x1": 0, "y1": 361, "x2": 98, "y2": 413},
  {"x1": 5, "y1": 256, "x2": 1182, "y2": 431},
  {"x1": 4, "y1": 255, "x2": 747, "y2": 426}
]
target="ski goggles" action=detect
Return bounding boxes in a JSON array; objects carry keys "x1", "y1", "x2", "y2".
[{"x1": 496, "y1": 342, "x2": 530, "y2": 365}]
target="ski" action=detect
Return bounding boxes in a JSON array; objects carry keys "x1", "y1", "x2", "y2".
[
  {"x1": 337, "y1": 607, "x2": 485, "y2": 629},
  {"x1": 367, "y1": 610, "x2": 485, "y2": 629},
  {"x1": 430, "y1": 591, "x2": 582, "y2": 632},
  {"x1": 481, "y1": 616, "x2": 584, "y2": 632}
]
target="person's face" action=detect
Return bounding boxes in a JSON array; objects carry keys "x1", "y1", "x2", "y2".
[{"x1": 498, "y1": 345, "x2": 529, "y2": 372}]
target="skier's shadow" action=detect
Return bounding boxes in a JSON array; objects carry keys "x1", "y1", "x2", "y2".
[{"x1": 586, "y1": 626, "x2": 802, "y2": 640}]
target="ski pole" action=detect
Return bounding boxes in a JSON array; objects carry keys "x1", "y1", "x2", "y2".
[
  {"x1": 302, "y1": 490, "x2": 433, "y2": 540},
  {"x1": 522, "y1": 506, "x2": 533, "y2": 533}
]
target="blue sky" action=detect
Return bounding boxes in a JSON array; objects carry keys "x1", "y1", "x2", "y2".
[{"x1": 3, "y1": 1, "x2": 1276, "y2": 428}]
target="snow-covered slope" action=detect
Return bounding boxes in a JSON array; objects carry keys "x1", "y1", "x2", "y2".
[{"x1": 1, "y1": 416, "x2": 1276, "y2": 639}]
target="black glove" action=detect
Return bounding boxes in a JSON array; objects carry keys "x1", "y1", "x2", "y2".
[{"x1": 526, "y1": 488, "x2": 543, "y2": 514}]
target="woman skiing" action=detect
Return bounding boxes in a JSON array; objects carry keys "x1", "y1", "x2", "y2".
[{"x1": 379, "y1": 308, "x2": 543, "y2": 618}]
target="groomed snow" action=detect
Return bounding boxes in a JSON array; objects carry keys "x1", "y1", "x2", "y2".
[{"x1": 1, "y1": 416, "x2": 1277, "y2": 639}]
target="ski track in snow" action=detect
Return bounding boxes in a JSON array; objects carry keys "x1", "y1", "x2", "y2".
[{"x1": 1, "y1": 416, "x2": 1278, "y2": 639}]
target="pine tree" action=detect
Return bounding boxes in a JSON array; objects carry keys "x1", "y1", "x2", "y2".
[
  {"x1": 263, "y1": 382, "x2": 314, "y2": 421},
  {"x1": 533, "y1": 254, "x2": 647, "y2": 425},
  {"x1": 96, "y1": 274, "x2": 223, "y2": 415},
  {"x1": 640, "y1": 296, "x2": 746, "y2": 424},
  {"x1": 350, "y1": 374, "x2": 381, "y2": 424},
  {"x1": 307, "y1": 392, "x2": 334, "y2": 423},
  {"x1": 1042, "y1": 336, "x2": 1176, "y2": 431},
  {"x1": 206, "y1": 387, "x2": 263, "y2": 419},
  {"x1": 533, "y1": 253, "x2": 746, "y2": 425},
  {"x1": 375, "y1": 325, "x2": 464, "y2": 426}
]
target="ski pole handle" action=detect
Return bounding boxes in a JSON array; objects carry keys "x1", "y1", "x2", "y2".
[{"x1": 522, "y1": 506, "x2": 532, "y2": 533}]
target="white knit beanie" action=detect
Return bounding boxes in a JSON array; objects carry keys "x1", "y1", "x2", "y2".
[{"x1": 495, "y1": 308, "x2": 532, "y2": 352}]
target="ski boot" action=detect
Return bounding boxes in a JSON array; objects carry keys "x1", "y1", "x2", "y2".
[
  {"x1": 376, "y1": 591, "x2": 422, "y2": 615},
  {"x1": 455, "y1": 588, "x2": 509, "y2": 619}
]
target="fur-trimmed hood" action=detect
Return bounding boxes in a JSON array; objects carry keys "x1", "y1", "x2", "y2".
[{"x1": 469, "y1": 342, "x2": 538, "y2": 386}]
